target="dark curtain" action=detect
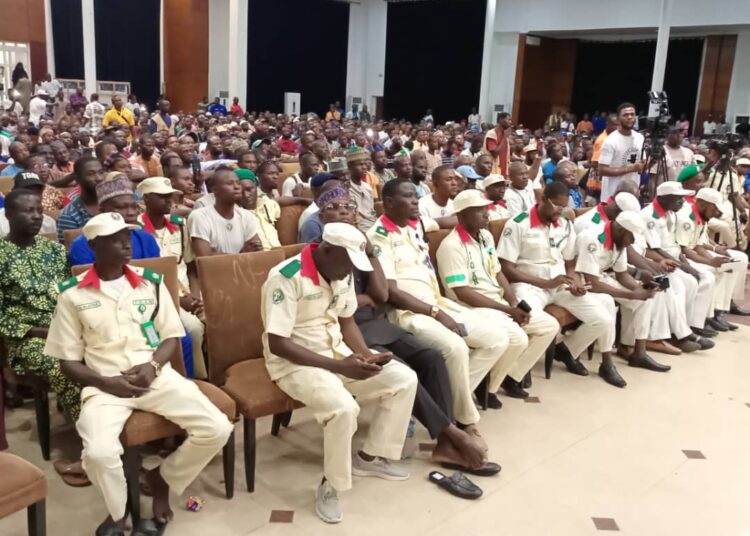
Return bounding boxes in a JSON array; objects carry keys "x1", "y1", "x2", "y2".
[
  {"x1": 384, "y1": 0, "x2": 486, "y2": 123},
  {"x1": 247, "y1": 0, "x2": 349, "y2": 116},
  {"x1": 570, "y1": 38, "x2": 704, "y2": 122},
  {"x1": 93, "y1": 0, "x2": 161, "y2": 108},
  {"x1": 51, "y1": 0, "x2": 84, "y2": 80}
]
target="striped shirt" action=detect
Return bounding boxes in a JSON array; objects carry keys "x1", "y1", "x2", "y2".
[{"x1": 56, "y1": 198, "x2": 94, "y2": 242}]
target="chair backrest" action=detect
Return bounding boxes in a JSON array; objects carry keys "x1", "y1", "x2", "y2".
[
  {"x1": 488, "y1": 218, "x2": 508, "y2": 246},
  {"x1": 63, "y1": 229, "x2": 83, "y2": 251},
  {"x1": 0, "y1": 177, "x2": 12, "y2": 195},
  {"x1": 197, "y1": 249, "x2": 285, "y2": 384},
  {"x1": 45, "y1": 209, "x2": 61, "y2": 221},
  {"x1": 277, "y1": 204, "x2": 305, "y2": 246},
  {"x1": 425, "y1": 229, "x2": 451, "y2": 294},
  {"x1": 573, "y1": 207, "x2": 591, "y2": 218},
  {"x1": 40, "y1": 232, "x2": 57, "y2": 242},
  {"x1": 277, "y1": 162, "x2": 300, "y2": 190},
  {"x1": 71, "y1": 257, "x2": 185, "y2": 374},
  {"x1": 274, "y1": 243, "x2": 306, "y2": 259}
]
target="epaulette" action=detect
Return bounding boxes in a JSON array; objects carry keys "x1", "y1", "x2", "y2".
[
  {"x1": 591, "y1": 212, "x2": 601, "y2": 224},
  {"x1": 374, "y1": 225, "x2": 389, "y2": 237},
  {"x1": 513, "y1": 212, "x2": 529, "y2": 223},
  {"x1": 57, "y1": 276, "x2": 79, "y2": 293},
  {"x1": 170, "y1": 214, "x2": 185, "y2": 225},
  {"x1": 142, "y1": 268, "x2": 163, "y2": 285},
  {"x1": 280, "y1": 259, "x2": 301, "y2": 278}
]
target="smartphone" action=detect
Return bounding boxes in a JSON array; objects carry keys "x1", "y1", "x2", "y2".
[
  {"x1": 517, "y1": 300, "x2": 532, "y2": 313},
  {"x1": 364, "y1": 352, "x2": 393, "y2": 365},
  {"x1": 457, "y1": 323, "x2": 468, "y2": 337}
]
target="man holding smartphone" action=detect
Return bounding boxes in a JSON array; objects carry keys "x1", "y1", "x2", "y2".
[
  {"x1": 598, "y1": 103, "x2": 646, "y2": 201},
  {"x1": 436, "y1": 190, "x2": 559, "y2": 402}
]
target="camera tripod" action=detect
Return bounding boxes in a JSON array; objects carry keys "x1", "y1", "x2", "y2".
[
  {"x1": 643, "y1": 148, "x2": 668, "y2": 204},
  {"x1": 709, "y1": 153, "x2": 742, "y2": 247}
]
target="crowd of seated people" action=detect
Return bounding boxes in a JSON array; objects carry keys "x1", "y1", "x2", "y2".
[{"x1": 1, "y1": 90, "x2": 750, "y2": 531}]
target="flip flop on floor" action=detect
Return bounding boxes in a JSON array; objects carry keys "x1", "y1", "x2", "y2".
[
  {"x1": 429, "y1": 471, "x2": 482, "y2": 500},
  {"x1": 53, "y1": 459, "x2": 91, "y2": 487}
]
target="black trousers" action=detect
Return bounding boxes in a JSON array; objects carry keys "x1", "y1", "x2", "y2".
[{"x1": 373, "y1": 332, "x2": 453, "y2": 439}]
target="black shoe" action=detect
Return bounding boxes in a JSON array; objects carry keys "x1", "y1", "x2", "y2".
[
  {"x1": 554, "y1": 344, "x2": 589, "y2": 376},
  {"x1": 628, "y1": 354, "x2": 671, "y2": 372},
  {"x1": 692, "y1": 326, "x2": 717, "y2": 338},
  {"x1": 694, "y1": 336, "x2": 715, "y2": 350},
  {"x1": 487, "y1": 393, "x2": 503, "y2": 409},
  {"x1": 598, "y1": 363, "x2": 627, "y2": 388},
  {"x1": 522, "y1": 372, "x2": 532, "y2": 389},
  {"x1": 474, "y1": 382, "x2": 502, "y2": 409},
  {"x1": 715, "y1": 311, "x2": 738, "y2": 331},
  {"x1": 730, "y1": 302, "x2": 750, "y2": 316},
  {"x1": 501, "y1": 377, "x2": 529, "y2": 399},
  {"x1": 705, "y1": 317, "x2": 729, "y2": 332}
]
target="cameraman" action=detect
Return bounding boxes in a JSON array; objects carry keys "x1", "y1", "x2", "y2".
[
  {"x1": 662, "y1": 126, "x2": 694, "y2": 182},
  {"x1": 704, "y1": 143, "x2": 749, "y2": 249},
  {"x1": 598, "y1": 103, "x2": 646, "y2": 200}
]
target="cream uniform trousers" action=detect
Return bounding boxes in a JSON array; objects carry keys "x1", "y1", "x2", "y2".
[
  {"x1": 601, "y1": 275, "x2": 654, "y2": 346},
  {"x1": 76, "y1": 367, "x2": 233, "y2": 521},
  {"x1": 180, "y1": 307, "x2": 207, "y2": 379},
  {"x1": 274, "y1": 361, "x2": 417, "y2": 492},
  {"x1": 648, "y1": 279, "x2": 693, "y2": 341}
]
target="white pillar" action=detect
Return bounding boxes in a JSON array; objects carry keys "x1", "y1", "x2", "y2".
[
  {"x1": 227, "y1": 0, "x2": 248, "y2": 108},
  {"x1": 650, "y1": 0, "x2": 671, "y2": 93},
  {"x1": 44, "y1": 0, "x2": 55, "y2": 77},
  {"x1": 81, "y1": 0, "x2": 97, "y2": 96},
  {"x1": 726, "y1": 30, "x2": 750, "y2": 126},
  {"x1": 159, "y1": 0, "x2": 165, "y2": 95},
  {"x1": 208, "y1": 0, "x2": 229, "y2": 101},
  {"x1": 345, "y1": 0, "x2": 387, "y2": 116},
  {"x1": 478, "y1": 0, "x2": 497, "y2": 124}
]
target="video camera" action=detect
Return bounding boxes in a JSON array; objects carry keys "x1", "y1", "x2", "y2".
[
  {"x1": 639, "y1": 91, "x2": 671, "y2": 158},
  {"x1": 707, "y1": 134, "x2": 743, "y2": 159}
]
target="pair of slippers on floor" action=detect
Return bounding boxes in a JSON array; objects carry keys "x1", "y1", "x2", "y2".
[
  {"x1": 430, "y1": 442, "x2": 501, "y2": 499},
  {"x1": 96, "y1": 519, "x2": 167, "y2": 536}
]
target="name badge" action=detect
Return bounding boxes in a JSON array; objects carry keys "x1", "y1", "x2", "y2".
[{"x1": 141, "y1": 321, "x2": 161, "y2": 348}]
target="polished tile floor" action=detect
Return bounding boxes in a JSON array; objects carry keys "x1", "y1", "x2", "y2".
[{"x1": 2, "y1": 321, "x2": 750, "y2": 536}]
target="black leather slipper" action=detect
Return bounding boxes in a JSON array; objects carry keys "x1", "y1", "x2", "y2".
[{"x1": 429, "y1": 471, "x2": 482, "y2": 500}]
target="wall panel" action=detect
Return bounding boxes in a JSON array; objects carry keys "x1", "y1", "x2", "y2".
[{"x1": 163, "y1": 0, "x2": 208, "y2": 112}]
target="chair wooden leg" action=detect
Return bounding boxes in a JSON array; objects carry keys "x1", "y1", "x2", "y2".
[
  {"x1": 122, "y1": 446, "x2": 141, "y2": 524},
  {"x1": 544, "y1": 342, "x2": 555, "y2": 379},
  {"x1": 271, "y1": 414, "x2": 282, "y2": 436},
  {"x1": 34, "y1": 388, "x2": 50, "y2": 461},
  {"x1": 222, "y1": 430, "x2": 235, "y2": 499},
  {"x1": 480, "y1": 375, "x2": 489, "y2": 411},
  {"x1": 281, "y1": 410, "x2": 292, "y2": 428},
  {"x1": 243, "y1": 417, "x2": 256, "y2": 493},
  {"x1": 27, "y1": 499, "x2": 46, "y2": 536},
  {"x1": 587, "y1": 344, "x2": 594, "y2": 361}
]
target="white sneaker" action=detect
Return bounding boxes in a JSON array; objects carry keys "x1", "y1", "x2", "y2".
[
  {"x1": 352, "y1": 453, "x2": 410, "y2": 481},
  {"x1": 315, "y1": 480, "x2": 343, "y2": 524}
]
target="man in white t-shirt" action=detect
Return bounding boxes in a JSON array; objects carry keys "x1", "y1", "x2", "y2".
[
  {"x1": 187, "y1": 168, "x2": 262, "y2": 255},
  {"x1": 504, "y1": 161, "x2": 537, "y2": 217},
  {"x1": 702, "y1": 114, "x2": 716, "y2": 136},
  {"x1": 598, "y1": 103, "x2": 645, "y2": 200},
  {"x1": 281, "y1": 152, "x2": 319, "y2": 197},
  {"x1": 662, "y1": 126, "x2": 694, "y2": 182},
  {"x1": 29, "y1": 89, "x2": 49, "y2": 127},
  {"x1": 418, "y1": 165, "x2": 458, "y2": 228}
]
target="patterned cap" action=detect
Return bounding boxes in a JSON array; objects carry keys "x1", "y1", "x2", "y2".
[
  {"x1": 346, "y1": 147, "x2": 369, "y2": 163},
  {"x1": 96, "y1": 174, "x2": 134, "y2": 204},
  {"x1": 318, "y1": 186, "x2": 349, "y2": 210}
]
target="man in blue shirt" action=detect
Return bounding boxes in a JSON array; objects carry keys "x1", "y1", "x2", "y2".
[
  {"x1": 69, "y1": 175, "x2": 160, "y2": 266},
  {"x1": 553, "y1": 161, "x2": 583, "y2": 209},
  {"x1": 542, "y1": 143, "x2": 565, "y2": 184},
  {"x1": 0, "y1": 142, "x2": 29, "y2": 177},
  {"x1": 207, "y1": 97, "x2": 227, "y2": 116}
]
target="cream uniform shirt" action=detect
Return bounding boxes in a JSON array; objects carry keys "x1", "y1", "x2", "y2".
[
  {"x1": 254, "y1": 194, "x2": 281, "y2": 250},
  {"x1": 487, "y1": 201, "x2": 510, "y2": 221},
  {"x1": 641, "y1": 200, "x2": 681, "y2": 258},
  {"x1": 497, "y1": 208, "x2": 577, "y2": 281},
  {"x1": 366, "y1": 215, "x2": 444, "y2": 318},
  {"x1": 44, "y1": 265, "x2": 185, "y2": 401},
  {"x1": 262, "y1": 244, "x2": 358, "y2": 381},
  {"x1": 504, "y1": 185, "x2": 536, "y2": 217},
  {"x1": 574, "y1": 225, "x2": 629, "y2": 277},
  {"x1": 674, "y1": 199, "x2": 709, "y2": 249},
  {"x1": 436, "y1": 226, "x2": 506, "y2": 304},
  {"x1": 137, "y1": 213, "x2": 194, "y2": 293}
]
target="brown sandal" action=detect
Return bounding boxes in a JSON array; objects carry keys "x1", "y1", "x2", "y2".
[{"x1": 53, "y1": 459, "x2": 91, "y2": 487}]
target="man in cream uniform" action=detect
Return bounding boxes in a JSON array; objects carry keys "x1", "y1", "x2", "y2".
[
  {"x1": 436, "y1": 190, "x2": 559, "y2": 401},
  {"x1": 137, "y1": 176, "x2": 207, "y2": 379},
  {"x1": 575, "y1": 212, "x2": 669, "y2": 387},
  {"x1": 262, "y1": 222, "x2": 417, "y2": 524},
  {"x1": 483, "y1": 174, "x2": 511, "y2": 221},
  {"x1": 44, "y1": 212, "x2": 233, "y2": 536}
]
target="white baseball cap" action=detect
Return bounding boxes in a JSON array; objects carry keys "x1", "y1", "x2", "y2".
[
  {"x1": 736, "y1": 157, "x2": 750, "y2": 167},
  {"x1": 482, "y1": 174, "x2": 506, "y2": 189},
  {"x1": 322, "y1": 222, "x2": 372, "y2": 271},
  {"x1": 613, "y1": 192, "x2": 641, "y2": 213},
  {"x1": 694, "y1": 154, "x2": 706, "y2": 164},
  {"x1": 615, "y1": 211, "x2": 645, "y2": 235},
  {"x1": 695, "y1": 187, "x2": 723, "y2": 209},
  {"x1": 656, "y1": 181, "x2": 694, "y2": 197},
  {"x1": 453, "y1": 189, "x2": 493, "y2": 213},
  {"x1": 136, "y1": 177, "x2": 179, "y2": 196},
  {"x1": 83, "y1": 212, "x2": 138, "y2": 240},
  {"x1": 522, "y1": 142, "x2": 537, "y2": 153}
]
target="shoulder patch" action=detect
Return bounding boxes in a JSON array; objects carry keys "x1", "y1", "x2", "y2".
[
  {"x1": 375, "y1": 225, "x2": 389, "y2": 237},
  {"x1": 57, "y1": 276, "x2": 79, "y2": 293},
  {"x1": 591, "y1": 212, "x2": 601, "y2": 224},
  {"x1": 513, "y1": 212, "x2": 529, "y2": 223},
  {"x1": 142, "y1": 268, "x2": 163, "y2": 285},
  {"x1": 170, "y1": 214, "x2": 185, "y2": 225},
  {"x1": 279, "y1": 259, "x2": 301, "y2": 279}
]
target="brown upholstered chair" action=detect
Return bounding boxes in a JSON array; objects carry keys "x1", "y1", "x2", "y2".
[
  {"x1": 277, "y1": 162, "x2": 300, "y2": 190},
  {"x1": 71, "y1": 257, "x2": 237, "y2": 520},
  {"x1": 0, "y1": 177, "x2": 12, "y2": 195},
  {"x1": 0, "y1": 452, "x2": 47, "y2": 536},
  {"x1": 488, "y1": 218, "x2": 508, "y2": 245},
  {"x1": 274, "y1": 243, "x2": 306, "y2": 258},
  {"x1": 39, "y1": 233, "x2": 57, "y2": 242},
  {"x1": 573, "y1": 207, "x2": 592, "y2": 218},
  {"x1": 276, "y1": 205, "x2": 306, "y2": 246},
  {"x1": 62, "y1": 229, "x2": 82, "y2": 251},
  {"x1": 197, "y1": 250, "x2": 303, "y2": 492}
]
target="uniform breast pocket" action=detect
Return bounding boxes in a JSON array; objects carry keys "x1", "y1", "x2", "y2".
[
  {"x1": 130, "y1": 298, "x2": 157, "y2": 324},
  {"x1": 77, "y1": 305, "x2": 111, "y2": 341}
]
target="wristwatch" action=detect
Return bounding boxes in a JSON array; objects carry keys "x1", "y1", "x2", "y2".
[
  {"x1": 430, "y1": 305, "x2": 440, "y2": 318},
  {"x1": 149, "y1": 360, "x2": 162, "y2": 377}
]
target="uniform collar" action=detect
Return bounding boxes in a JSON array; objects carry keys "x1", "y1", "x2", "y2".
[
  {"x1": 652, "y1": 198, "x2": 668, "y2": 219},
  {"x1": 380, "y1": 215, "x2": 418, "y2": 233},
  {"x1": 489, "y1": 199, "x2": 506, "y2": 209},
  {"x1": 78, "y1": 265, "x2": 145, "y2": 290},
  {"x1": 687, "y1": 198, "x2": 704, "y2": 224},
  {"x1": 595, "y1": 202, "x2": 609, "y2": 223},
  {"x1": 685, "y1": 195, "x2": 695, "y2": 203},
  {"x1": 455, "y1": 224, "x2": 474, "y2": 244},
  {"x1": 598, "y1": 221, "x2": 615, "y2": 250},
  {"x1": 140, "y1": 213, "x2": 177, "y2": 235},
  {"x1": 529, "y1": 205, "x2": 560, "y2": 228},
  {"x1": 300, "y1": 243, "x2": 321, "y2": 286}
]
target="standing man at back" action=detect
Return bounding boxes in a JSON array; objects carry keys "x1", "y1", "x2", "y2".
[{"x1": 598, "y1": 103, "x2": 646, "y2": 201}]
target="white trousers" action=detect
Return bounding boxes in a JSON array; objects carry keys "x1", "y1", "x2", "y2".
[
  {"x1": 648, "y1": 281, "x2": 692, "y2": 341},
  {"x1": 76, "y1": 368, "x2": 234, "y2": 521},
  {"x1": 708, "y1": 213, "x2": 747, "y2": 249},
  {"x1": 601, "y1": 275, "x2": 653, "y2": 346},
  {"x1": 721, "y1": 249, "x2": 748, "y2": 303},
  {"x1": 396, "y1": 306, "x2": 508, "y2": 426},
  {"x1": 180, "y1": 307, "x2": 207, "y2": 379},
  {"x1": 669, "y1": 269, "x2": 714, "y2": 328},
  {"x1": 511, "y1": 283, "x2": 617, "y2": 360},
  {"x1": 687, "y1": 259, "x2": 730, "y2": 312},
  {"x1": 275, "y1": 361, "x2": 417, "y2": 492}
]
